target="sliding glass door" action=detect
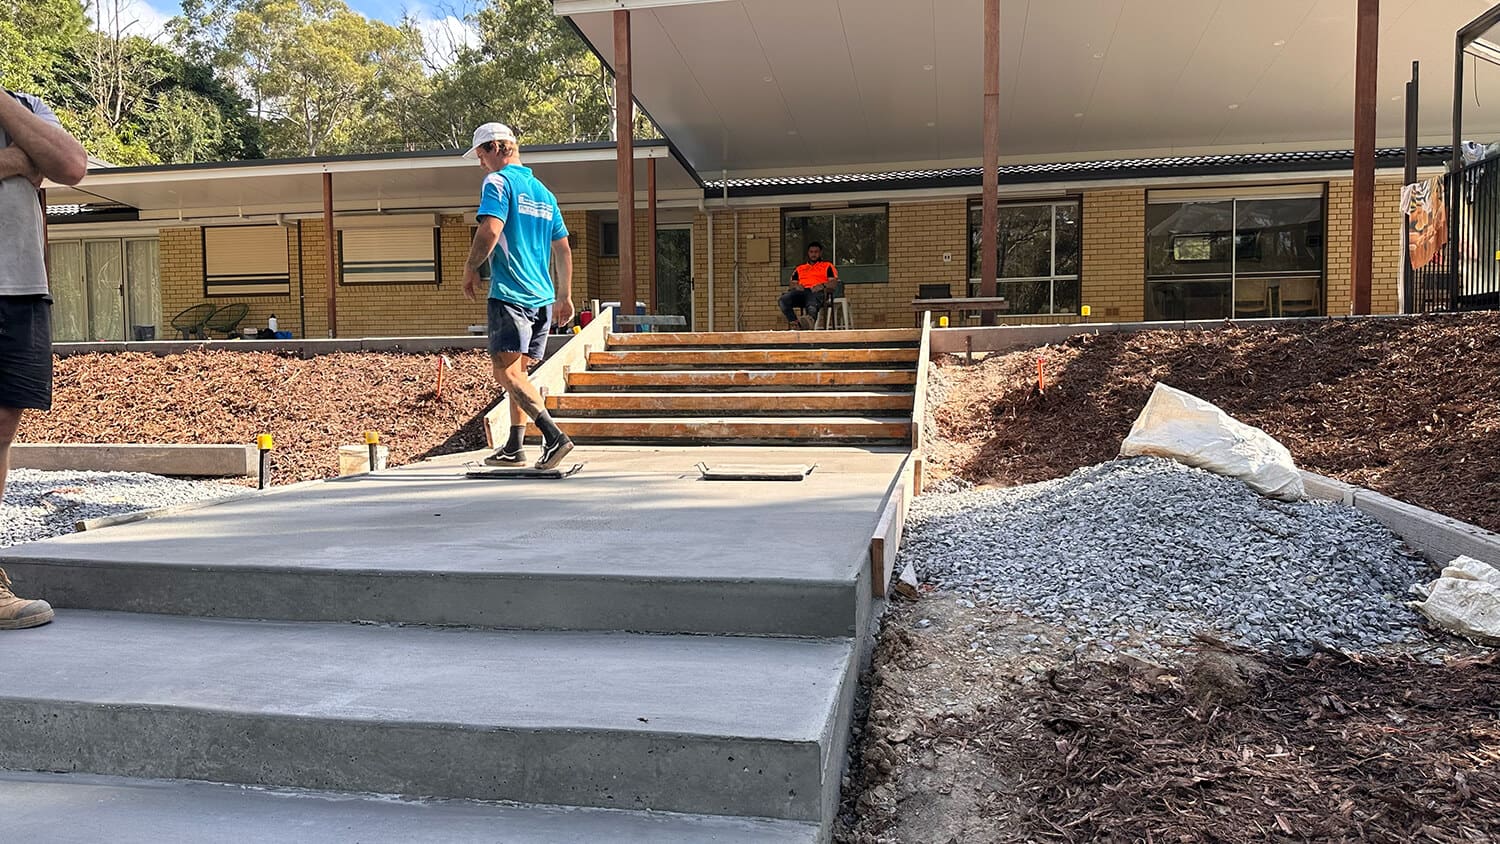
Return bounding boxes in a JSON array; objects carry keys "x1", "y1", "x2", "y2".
[
  {"x1": 1146, "y1": 191, "x2": 1325, "y2": 321},
  {"x1": 46, "y1": 237, "x2": 162, "y2": 342}
]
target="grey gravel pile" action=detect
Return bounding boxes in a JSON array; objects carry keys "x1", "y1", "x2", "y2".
[
  {"x1": 1, "y1": 469, "x2": 245, "y2": 548},
  {"x1": 902, "y1": 457, "x2": 1436, "y2": 654}
]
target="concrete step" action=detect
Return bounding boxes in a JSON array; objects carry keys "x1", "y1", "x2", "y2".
[
  {"x1": 546, "y1": 391, "x2": 915, "y2": 417},
  {"x1": 2, "y1": 771, "x2": 820, "y2": 844},
  {"x1": 607, "y1": 328, "x2": 920, "y2": 350},
  {"x1": 0, "y1": 612, "x2": 856, "y2": 824},
  {"x1": 588, "y1": 348, "x2": 918, "y2": 370},
  {"x1": 0, "y1": 450, "x2": 895, "y2": 638},
  {"x1": 566, "y1": 368, "x2": 918, "y2": 392},
  {"x1": 535, "y1": 416, "x2": 913, "y2": 445}
]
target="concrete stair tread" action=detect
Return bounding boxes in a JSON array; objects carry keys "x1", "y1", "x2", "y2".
[
  {"x1": 2, "y1": 771, "x2": 820, "y2": 844},
  {"x1": 0, "y1": 612, "x2": 855, "y2": 819},
  {"x1": 2, "y1": 450, "x2": 896, "y2": 636},
  {"x1": 2, "y1": 612, "x2": 851, "y2": 740}
]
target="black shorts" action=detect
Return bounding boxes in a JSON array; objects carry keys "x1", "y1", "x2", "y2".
[
  {"x1": 488, "y1": 298, "x2": 552, "y2": 361},
  {"x1": 0, "y1": 295, "x2": 52, "y2": 411}
]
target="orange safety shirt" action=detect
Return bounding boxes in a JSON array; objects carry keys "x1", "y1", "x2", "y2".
[{"x1": 792, "y1": 260, "x2": 838, "y2": 289}]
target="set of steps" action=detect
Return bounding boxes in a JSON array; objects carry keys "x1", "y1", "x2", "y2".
[
  {"x1": 0, "y1": 443, "x2": 907, "y2": 841},
  {"x1": 539, "y1": 329, "x2": 921, "y2": 446}
]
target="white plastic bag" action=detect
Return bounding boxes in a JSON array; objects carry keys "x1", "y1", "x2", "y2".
[
  {"x1": 1411, "y1": 556, "x2": 1500, "y2": 644},
  {"x1": 1120, "y1": 383, "x2": 1305, "y2": 501}
]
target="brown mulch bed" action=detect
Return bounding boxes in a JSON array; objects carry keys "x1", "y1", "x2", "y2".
[
  {"x1": 17, "y1": 350, "x2": 500, "y2": 483},
  {"x1": 838, "y1": 597, "x2": 1500, "y2": 844},
  {"x1": 927, "y1": 313, "x2": 1500, "y2": 532},
  {"x1": 1001, "y1": 648, "x2": 1500, "y2": 843}
]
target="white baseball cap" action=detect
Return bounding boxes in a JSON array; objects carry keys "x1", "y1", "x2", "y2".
[{"x1": 463, "y1": 122, "x2": 517, "y2": 158}]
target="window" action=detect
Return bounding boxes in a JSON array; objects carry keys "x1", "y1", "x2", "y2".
[
  {"x1": 204, "y1": 226, "x2": 290, "y2": 297},
  {"x1": 967, "y1": 200, "x2": 1081, "y2": 314},
  {"x1": 1145, "y1": 190, "x2": 1325, "y2": 321},
  {"x1": 599, "y1": 218, "x2": 620, "y2": 257},
  {"x1": 782, "y1": 206, "x2": 888, "y2": 283},
  {"x1": 339, "y1": 228, "x2": 440, "y2": 285}
]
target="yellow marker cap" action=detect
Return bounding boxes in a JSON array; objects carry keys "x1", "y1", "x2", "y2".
[
  {"x1": 363, "y1": 431, "x2": 380, "y2": 445},
  {"x1": 256, "y1": 433, "x2": 274, "y2": 451},
  {"x1": 937, "y1": 315, "x2": 949, "y2": 328},
  {"x1": 1080, "y1": 305, "x2": 1092, "y2": 317},
  {"x1": 572, "y1": 325, "x2": 581, "y2": 334}
]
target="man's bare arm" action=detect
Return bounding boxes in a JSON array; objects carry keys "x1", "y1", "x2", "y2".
[
  {"x1": 551, "y1": 236, "x2": 574, "y2": 325},
  {"x1": 0, "y1": 146, "x2": 38, "y2": 185},
  {"x1": 0, "y1": 91, "x2": 86, "y2": 186},
  {"x1": 467, "y1": 217, "x2": 501, "y2": 271}
]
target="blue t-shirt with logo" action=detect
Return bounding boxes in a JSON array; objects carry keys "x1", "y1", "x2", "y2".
[{"x1": 476, "y1": 164, "x2": 568, "y2": 307}]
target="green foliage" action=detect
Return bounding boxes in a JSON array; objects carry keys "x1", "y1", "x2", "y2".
[{"x1": 0, "y1": 0, "x2": 638, "y2": 164}]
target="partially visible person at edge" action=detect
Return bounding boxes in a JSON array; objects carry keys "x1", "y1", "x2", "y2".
[
  {"x1": 779, "y1": 241, "x2": 838, "y2": 330},
  {"x1": 0, "y1": 87, "x2": 87, "y2": 631},
  {"x1": 461, "y1": 122, "x2": 576, "y2": 470}
]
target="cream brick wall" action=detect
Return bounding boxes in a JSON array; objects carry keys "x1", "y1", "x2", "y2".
[
  {"x1": 1326, "y1": 178, "x2": 1404, "y2": 316},
  {"x1": 158, "y1": 225, "x2": 306, "y2": 339},
  {"x1": 1081, "y1": 189, "x2": 1147, "y2": 322}
]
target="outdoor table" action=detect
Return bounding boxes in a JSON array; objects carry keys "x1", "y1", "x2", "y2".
[
  {"x1": 612, "y1": 313, "x2": 689, "y2": 332},
  {"x1": 912, "y1": 296, "x2": 1009, "y2": 326}
]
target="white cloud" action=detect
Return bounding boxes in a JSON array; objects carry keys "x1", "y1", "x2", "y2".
[
  {"x1": 91, "y1": 0, "x2": 176, "y2": 41},
  {"x1": 410, "y1": 6, "x2": 481, "y2": 71}
]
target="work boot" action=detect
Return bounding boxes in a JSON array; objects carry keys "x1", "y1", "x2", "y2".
[
  {"x1": 0, "y1": 568, "x2": 54, "y2": 630},
  {"x1": 796, "y1": 314, "x2": 815, "y2": 330}
]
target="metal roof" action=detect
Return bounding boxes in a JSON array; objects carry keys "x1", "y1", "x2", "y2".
[
  {"x1": 704, "y1": 145, "x2": 1452, "y2": 199},
  {"x1": 559, "y1": 0, "x2": 1500, "y2": 179}
]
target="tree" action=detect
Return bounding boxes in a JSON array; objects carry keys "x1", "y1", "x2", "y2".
[
  {"x1": 224, "y1": 0, "x2": 427, "y2": 157},
  {"x1": 419, "y1": 0, "x2": 644, "y2": 149}
]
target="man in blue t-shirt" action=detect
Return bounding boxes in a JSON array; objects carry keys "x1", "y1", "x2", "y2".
[{"x1": 462, "y1": 122, "x2": 575, "y2": 470}]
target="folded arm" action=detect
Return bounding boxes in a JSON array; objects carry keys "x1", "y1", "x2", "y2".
[
  {"x1": 0, "y1": 91, "x2": 87, "y2": 186},
  {"x1": 0, "y1": 145, "x2": 39, "y2": 186}
]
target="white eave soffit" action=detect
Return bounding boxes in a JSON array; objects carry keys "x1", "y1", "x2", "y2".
[{"x1": 553, "y1": 0, "x2": 732, "y2": 14}]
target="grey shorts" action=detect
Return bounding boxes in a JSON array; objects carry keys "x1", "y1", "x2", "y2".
[
  {"x1": 488, "y1": 298, "x2": 552, "y2": 361},
  {"x1": 0, "y1": 295, "x2": 52, "y2": 411}
]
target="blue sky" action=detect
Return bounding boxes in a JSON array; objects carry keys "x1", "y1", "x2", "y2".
[{"x1": 117, "y1": 0, "x2": 477, "y2": 66}]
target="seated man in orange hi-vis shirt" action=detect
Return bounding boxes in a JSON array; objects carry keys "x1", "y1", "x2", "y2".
[{"x1": 778, "y1": 241, "x2": 838, "y2": 329}]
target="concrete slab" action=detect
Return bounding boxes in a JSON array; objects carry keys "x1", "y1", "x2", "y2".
[
  {"x1": 0, "y1": 611, "x2": 852, "y2": 821},
  {"x1": 1, "y1": 772, "x2": 819, "y2": 844},
  {"x1": 1, "y1": 446, "x2": 905, "y2": 637},
  {"x1": 10, "y1": 443, "x2": 256, "y2": 476}
]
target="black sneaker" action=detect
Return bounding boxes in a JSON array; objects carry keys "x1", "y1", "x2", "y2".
[
  {"x1": 534, "y1": 435, "x2": 574, "y2": 471},
  {"x1": 483, "y1": 446, "x2": 526, "y2": 466}
]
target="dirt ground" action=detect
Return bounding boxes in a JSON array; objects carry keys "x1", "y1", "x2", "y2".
[
  {"x1": 17, "y1": 349, "x2": 499, "y2": 483},
  {"x1": 925, "y1": 313, "x2": 1500, "y2": 532},
  {"x1": 837, "y1": 595, "x2": 1500, "y2": 844},
  {"x1": 844, "y1": 313, "x2": 1500, "y2": 842}
]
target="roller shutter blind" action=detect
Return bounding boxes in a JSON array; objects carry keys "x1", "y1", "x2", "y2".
[
  {"x1": 204, "y1": 226, "x2": 291, "y2": 296},
  {"x1": 340, "y1": 228, "x2": 439, "y2": 285}
]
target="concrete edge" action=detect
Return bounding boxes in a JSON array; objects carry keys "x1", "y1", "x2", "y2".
[
  {"x1": 52, "y1": 336, "x2": 570, "y2": 359},
  {"x1": 13, "y1": 443, "x2": 257, "y2": 477},
  {"x1": 930, "y1": 313, "x2": 1423, "y2": 356},
  {"x1": 1300, "y1": 470, "x2": 1500, "y2": 566}
]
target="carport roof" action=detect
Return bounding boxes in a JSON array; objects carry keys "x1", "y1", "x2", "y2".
[
  {"x1": 45, "y1": 141, "x2": 701, "y2": 221},
  {"x1": 558, "y1": 0, "x2": 1500, "y2": 179}
]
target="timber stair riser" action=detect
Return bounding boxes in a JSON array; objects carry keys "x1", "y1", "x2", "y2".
[
  {"x1": 566, "y1": 370, "x2": 917, "y2": 393},
  {"x1": 588, "y1": 349, "x2": 918, "y2": 371},
  {"x1": 529, "y1": 418, "x2": 911, "y2": 445},
  {"x1": 546, "y1": 392, "x2": 916, "y2": 417},
  {"x1": 607, "y1": 329, "x2": 920, "y2": 349}
]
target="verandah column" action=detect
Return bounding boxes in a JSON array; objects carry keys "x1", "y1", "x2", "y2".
[
  {"x1": 1352, "y1": 0, "x2": 1379, "y2": 315},
  {"x1": 615, "y1": 9, "x2": 636, "y2": 321},
  {"x1": 323, "y1": 171, "x2": 337, "y2": 337},
  {"x1": 979, "y1": 0, "x2": 1001, "y2": 326}
]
